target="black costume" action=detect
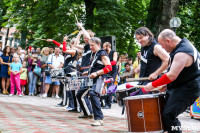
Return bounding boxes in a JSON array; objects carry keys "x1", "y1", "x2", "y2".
[
  {"x1": 163, "y1": 38, "x2": 200, "y2": 133},
  {"x1": 59, "y1": 51, "x2": 78, "y2": 107},
  {"x1": 77, "y1": 50, "x2": 108, "y2": 120}
]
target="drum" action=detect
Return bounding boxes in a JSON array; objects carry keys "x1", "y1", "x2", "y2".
[
  {"x1": 116, "y1": 82, "x2": 139, "y2": 107},
  {"x1": 51, "y1": 68, "x2": 65, "y2": 82},
  {"x1": 68, "y1": 76, "x2": 93, "y2": 90},
  {"x1": 124, "y1": 93, "x2": 165, "y2": 133}
]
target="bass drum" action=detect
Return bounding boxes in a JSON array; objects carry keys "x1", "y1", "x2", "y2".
[
  {"x1": 116, "y1": 82, "x2": 139, "y2": 107},
  {"x1": 124, "y1": 93, "x2": 165, "y2": 132}
]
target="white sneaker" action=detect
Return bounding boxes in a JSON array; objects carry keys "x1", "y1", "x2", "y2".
[
  {"x1": 18, "y1": 94, "x2": 23, "y2": 97},
  {"x1": 42, "y1": 93, "x2": 47, "y2": 98},
  {"x1": 28, "y1": 93, "x2": 31, "y2": 96},
  {"x1": 31, "y1": 93, "x2": 34, "y2": 96},
  {"x1": 9, "y1": 94, "x2": 13, "y2": 97},
  {"x1": 91, "y1": 120, "x2": 104, "y2": 126},
  {"x1": 55, "y1": 95, "x2": 60, "y2": 99}
]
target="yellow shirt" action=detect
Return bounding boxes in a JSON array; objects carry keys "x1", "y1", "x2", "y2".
[
  {"x1": 133, "y1": 59, "x2": 140, "y2": 78},
  {"x1": 20, "y1": 68, "x2": 27, "y2": 80}
]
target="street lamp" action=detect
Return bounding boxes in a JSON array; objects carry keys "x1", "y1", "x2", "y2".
[{"x1": 169, "y1": 17, "x2": 181, "y2": 33}]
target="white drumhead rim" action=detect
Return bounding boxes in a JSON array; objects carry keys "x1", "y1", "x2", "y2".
[{"x1": 124, "y1": 93, "x2": 163, "y2": 100}]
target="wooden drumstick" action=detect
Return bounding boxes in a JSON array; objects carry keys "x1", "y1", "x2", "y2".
[
  {"x1": 35, "y1": 38, "x2": 47, "y2": 41},
  {"x1": 75, "y1": 14, "x2": 78, "y2": 23},
  {"x1": 128, "y1": 85, "x2": 162, "y2": 92},
  {"x1": 126, "y1": 77, "x2": 149, "y2": 82}
]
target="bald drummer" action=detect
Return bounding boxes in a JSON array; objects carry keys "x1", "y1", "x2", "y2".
[{"x1": 145, "y1": 29, "x2": 200, "y2": 133}]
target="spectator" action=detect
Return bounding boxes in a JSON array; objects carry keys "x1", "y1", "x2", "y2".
[
  {"x1": 10, "y1": 46, "x2": 15, "y2": 56},
  {"x1": 49, "y1": 46, "x2": 54, "y2": 54},
  {"x1": 27, "y1": 50, "x2": 41, "y2": 95},
  {"x1": 116, "y1": 56, "x2": 121, "y2": 74},
  {"x1": 0, "y1": 46, "x2": 13, "y2": 95},
  {"x1": 133, "y1": 51, "x2": 141, "y2": 78},
  {"x1": 40, "y1": 47, "x2": 49, "y2": 95},
  {"x1": 9, "y1": 54, "x2": 23, "y2": 97},
  {"x1": 20, "y1": 61, "x2": 28, "y2": 95},
  {"x1": 42, "y1": 47, "x2": 64, "y2": 98}
]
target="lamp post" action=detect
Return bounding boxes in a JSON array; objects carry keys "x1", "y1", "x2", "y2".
[{"x1": 169, "y1": 17, "x2": 181, "y2": 33}]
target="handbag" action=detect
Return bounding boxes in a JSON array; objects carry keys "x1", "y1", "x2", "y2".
[
  {"x1": 33, "y1": 65, "x2": 41, "y2": 76},
  {"x1": 45, "y1": 55, "x2": 53, "y2": 76},
  {"x1": 45, "y1": 67, "x2": 51, "y2": 76},
  {"x1": 8, "y1": 56, "x2": 11, "y2": 75}
]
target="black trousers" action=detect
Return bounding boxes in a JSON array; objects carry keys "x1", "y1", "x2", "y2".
[{"x1": 163, "y1": 89, "x2": 199, "y2": 133}]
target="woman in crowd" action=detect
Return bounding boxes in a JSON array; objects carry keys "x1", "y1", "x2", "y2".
[
  {"x1": 0, "y1": 46, "x2": 13, "y2": 95},
  {"x1": 27, "y1": 50, "x2": 41, "y2": 95},
  {"x1": 40, "y1": 47, "x2": 50, "y2": 95}
]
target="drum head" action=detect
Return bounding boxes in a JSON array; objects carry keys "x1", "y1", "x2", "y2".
[
  {"x1": 117, "y1": 82, "x2": 139, "y2": 92},
  {"x1": 124, "y1": 93, "x2": 163, "y2": 100}
]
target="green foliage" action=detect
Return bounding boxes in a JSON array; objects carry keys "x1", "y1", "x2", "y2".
[{"x1": 176, "y1": 0, "x2": 200, "y2": 50}]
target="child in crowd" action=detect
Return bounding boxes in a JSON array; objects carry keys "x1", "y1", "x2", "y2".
[
  {"x1": 9, "y1": 54, "x2": 23, "y2": 97},
  {"x1": 20, "y1": 61, "x2": 28, "y2": 95}
]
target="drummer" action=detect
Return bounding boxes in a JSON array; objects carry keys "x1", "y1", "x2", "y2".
[
  {"x1": 135, "y1": 27, "x2": 169, "y2": 94},
  {"x1": 47, "y1": 37, "x2": 78, "y2": 111},
  {"x1": 144, "y1": 29, "x2": 200, "y2": 133},
  {"x1": 102, "y1": 42, "x2": 118, "y2": 109},
  {"x1": 79, "y1": 37, "x2": 112, "y2": 126}
]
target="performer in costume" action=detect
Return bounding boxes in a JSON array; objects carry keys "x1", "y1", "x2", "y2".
[
  {"x1": 102, "y1": 42, "x2": 118, "y2": 109},
  {"x1": 78, "y1": 37, "x2": 112, "y2": 126},
  {"x1": 47, "y1": 37, "x2": 78, "y2": 110},
  {"x1": 145, "y1": 29, "x2": 200, "y2": 133},
  {"x1": 135, "y1": 27, "x2": 169, "y2": 94},
  {"x1": 74, "y1": 22, "x2": 95, "y2": 118}
]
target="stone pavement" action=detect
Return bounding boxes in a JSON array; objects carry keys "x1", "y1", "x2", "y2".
[{"x1": 0, "y1": 94, "x2": 199, "y2": 133}]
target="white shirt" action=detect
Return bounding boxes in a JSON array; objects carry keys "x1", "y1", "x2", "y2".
[{"x1": 47, "y1": 54, "x2": 64, "y2": 68}]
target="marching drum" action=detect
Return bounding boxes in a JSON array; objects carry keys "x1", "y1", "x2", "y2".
[
  {"x1": 50, "y1": 68, "x2": 65, "y2": 82},
  {"x1": 116, "y1": 82, "x2": 139, "y2": 107},
  {"x1": 124, "y1": 93, "x2": 165, "y2": 133},
  {"x1": 67, "y1": 76, "x2": 93, "y2": 91}
]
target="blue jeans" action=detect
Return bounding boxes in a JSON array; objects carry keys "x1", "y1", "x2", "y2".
[
  {"x1": 88, "y1": 90, "x2": 104, "y2": 120},
  {"x1": 28, "y1": 71, "x2": 38, "y2": 94}
]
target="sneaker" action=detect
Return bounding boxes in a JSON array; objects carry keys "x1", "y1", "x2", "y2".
[
  {"x1": 51, "y1": 95, "x2": 55, "y2": 98},
  {"x1": 18, "y1": 94, "x2": 23, "y2": 97},
  {"x1": 55, "y1": 95, "x2": 60, "y2": 99},
  {"x1": 78, "y1": 114, "x2": 93, "y2": 119},
  {"x1": 28, "y1": 93, "x2": 31, "y2": 96},
  {"x1": 31, "y1": 93, "x2": 34, "y2": 96},
  {"x1": 42, "y1": 93, "x2": 47, "y2": 98},
  {"x1": 9, "y1": 94, "x2": 13, "y2": 97},
  {"x1": 56, "y1": 103, "x2": 66, "y2": 107},
  {"x1": 65, "y1": 107, "x2": 75, "y2": 111},
  {"x1": 91, "y1": 120, "x2": 104, "y2": 126},
  {"x1": 102, "y1": 106, "x2": 111, "y2": 109}
]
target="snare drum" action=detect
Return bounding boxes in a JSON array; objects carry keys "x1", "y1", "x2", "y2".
[
  {"x1": 124, "y1": 93, "x2": 165, "y2": 133},
  {"x1": 68, "y1": 76, "x2": 93, "y2": 90},
  {"x1": 116, "y1": 82, "x2": 139, "y2": 107},
  {"x1": 51, "y1": 68, "x2": 65, "y2": 82}
]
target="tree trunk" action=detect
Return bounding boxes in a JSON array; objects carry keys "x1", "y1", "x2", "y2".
[
  {"x1": 156, "y1": 0, "x2": 180, "y2": 36},
  {"x1": 84, "y1": 0, "x2": 95, "y2": 29},
  {"x1": 146, "y1": 0, "x2": 161, "y2": 34}
]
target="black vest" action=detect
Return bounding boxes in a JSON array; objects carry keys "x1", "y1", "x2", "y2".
[
  {"x1": 81, "y1": 44, "x2": 91, "y2": 68},
  {"x1": 167, "y1": 38, "x2": 200, "y2": 93},
  {"x1": 64, "y1": 50, "x2": 77, "y2": 73},
  {"x1": 90, "y1": 50, "x2": 108, "y2": 83},
  {"x1": 139, "y1": 40, "x2": 162, "y2": 78},
  {"x1": 108, "y1": 50, "x2": 117, "y2": 75}
]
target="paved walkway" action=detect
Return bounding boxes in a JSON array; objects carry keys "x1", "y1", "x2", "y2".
[{"x1": 0, "y1": 94, "x2": 199, "y2": 133}]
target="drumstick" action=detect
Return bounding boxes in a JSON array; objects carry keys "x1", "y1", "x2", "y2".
[
  {"x1": 127, "y1": 85, "x2": 162, "y2": 91},
  {"x1": 126, "y1": 77, "x2": 149, "y2": 82},
  {"x1": 35, "y1": 38, "x2": 47, "y2": 41},
  {"x1": 120, "y1": 72, "x2": 134, "y2": 78},
  {"x1": 66, "y1": 30, "x2": 79, "y2": 37},
  {"x1": 75, "y1": 14, "x2": 78, "y2": 23}
]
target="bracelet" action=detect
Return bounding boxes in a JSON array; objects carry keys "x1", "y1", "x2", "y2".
[{"x1": 96, "y1": 72, "x2": 98, "y2": 76}]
